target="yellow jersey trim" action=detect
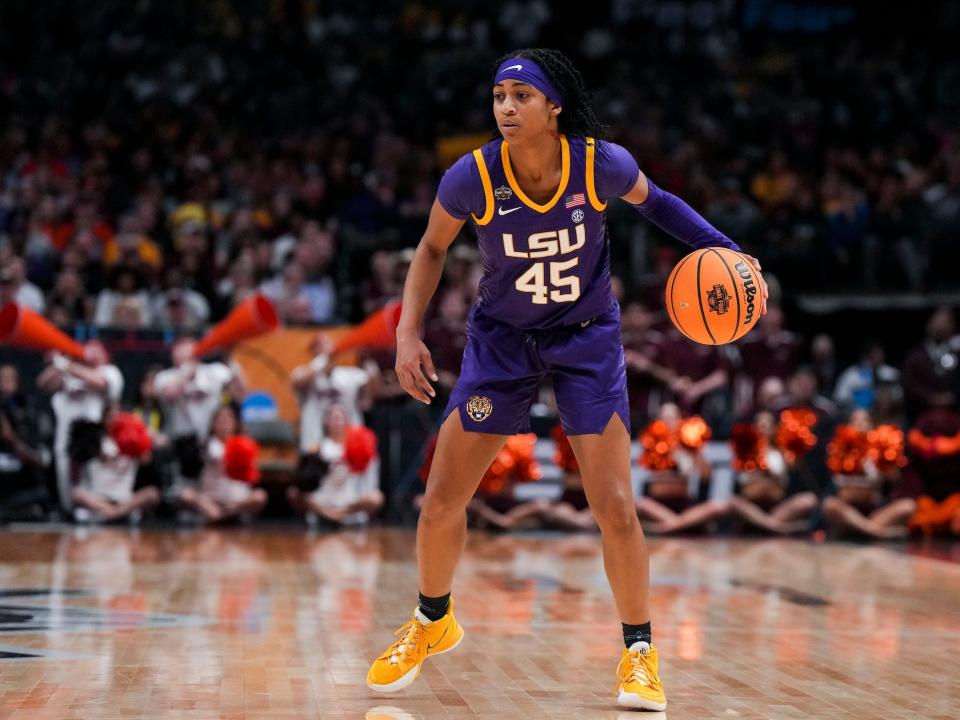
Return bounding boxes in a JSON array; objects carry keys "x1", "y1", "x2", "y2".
[
  {"x1": 585, "y1": 137, "x2": 607, "y2": 211},
  {"x1": 471, "y1": 149, "x2": 495, "y2": 225},
  {"x1": 500, "y1": 134, "x2": 570, "y2": 214}
]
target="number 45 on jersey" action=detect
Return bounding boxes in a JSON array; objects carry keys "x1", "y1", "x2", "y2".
[{"x1": 503, "y1": 224, "x2": 585, "y2": 304}]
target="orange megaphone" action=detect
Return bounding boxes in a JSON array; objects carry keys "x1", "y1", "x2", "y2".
[
  {"x1": 0, "y1": 303, "x2": 86, "y2": 358},
  {"x1": 332, "y1": 301, "x2": 402, "y2": 354},
  {"x1": 191, "y1": 294, "x2": 279, "y2": 358}
]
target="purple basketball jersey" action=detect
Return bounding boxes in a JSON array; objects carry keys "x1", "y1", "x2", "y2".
[{"x1": 437, "y1": 135, "x2": 639, "y2": 330}]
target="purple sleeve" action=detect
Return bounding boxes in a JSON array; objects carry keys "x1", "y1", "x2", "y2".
[
  {"x1": 436, "y1": 153, "x2": 484, "y2": 220},
  {"x1": 633, "y1": 179, "x2": 743, "y2": 253},
  {"x1": 594, "y1": 141, "x2": 641, "y2": 200}
]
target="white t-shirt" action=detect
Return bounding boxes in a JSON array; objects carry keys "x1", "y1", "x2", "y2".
[
  {"x1": 200, "y1": 436, "x2": 254, "y2": 505},
  {"x1": 154, "y1": 362, "x2": 234, "y2": 439},
  {"x1": 51, "y1": 365, "x2": 124, "y2": 451},
  {"x1": 310, "y1": 436, "x2": 380, "y2": 511},
  {"x1": 84, "y1": 437, "x2": 138, "y2": 503},
  {"x1": 298, "y1": 365, "x2": 370, "y2": 452}
]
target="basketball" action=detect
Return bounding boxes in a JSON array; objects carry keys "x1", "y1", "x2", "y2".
[{"x1": 665, "y1": 247, "x2": 762, "y2": 345}]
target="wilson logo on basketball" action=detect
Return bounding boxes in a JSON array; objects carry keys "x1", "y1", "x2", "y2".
[
  {"x1": 735, "y1": 261, "x2": 757, "y2": 325},
  {"x1": 706, "y1": 284, "x2": 730, "y2": 315}
]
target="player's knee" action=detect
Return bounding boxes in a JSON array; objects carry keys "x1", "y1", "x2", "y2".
[
  {"x1": 420, "y1": 491, "x2": 469, "y2": 525},
  {"x1": 795, "y1": 492, "x2": 818, "y2": 512},
  {"x1": 591, "y1": 490, "x2": 639, "y2": 534}
]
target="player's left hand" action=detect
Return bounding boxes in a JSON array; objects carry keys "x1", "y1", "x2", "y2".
[{"x1": 742, "y1": 254, "x2": 768, "y2": 315}]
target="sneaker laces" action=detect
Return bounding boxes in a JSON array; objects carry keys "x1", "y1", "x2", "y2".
[
  {"x1": 615, "y1": 649, "x2": 662, "y2": 694},
  {"x1": 380, "y1": 617, "x2": 429, "y2": 667}
]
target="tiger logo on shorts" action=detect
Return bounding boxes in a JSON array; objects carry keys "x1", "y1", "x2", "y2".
[{"x1": 466, "y1": 395, "x2": 493, "y2": 422}]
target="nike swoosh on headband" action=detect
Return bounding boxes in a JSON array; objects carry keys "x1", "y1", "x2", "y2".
[{"x1": 502, "y1": 64, "x2": 522, "y2": 71}]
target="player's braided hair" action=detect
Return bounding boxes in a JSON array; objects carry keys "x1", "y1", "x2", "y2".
[{"x1": 492, "y1": 48, "x2": 605, "y2": 140}]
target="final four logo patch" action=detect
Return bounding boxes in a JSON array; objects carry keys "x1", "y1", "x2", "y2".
[
  {"x1": 706, "y1": 284, "x2": 731, "y2": 315},
  {"x1": 494, "y1": 185, "x2": 513, "y2": 201},
  {"x1": 466, "y1": 395, "x2": 493, "y2": 422}
]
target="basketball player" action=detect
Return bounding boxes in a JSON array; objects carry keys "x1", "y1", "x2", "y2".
[
  {"x1": 37, "y1": 341, "x2": 124, "y2": 513},
  {"x1": 365, "y1": 49, "x2": 767, "y2": 710}
]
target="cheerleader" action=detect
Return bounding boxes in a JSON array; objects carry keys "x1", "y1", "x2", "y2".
[
  {"x1": 727, "y1": 411, "x2": 818, "y2": 535},
  {"x1": 287, "y1": 404, "x2": 384, "y2": 526},
  {"x1": 177, "y1": 405, "x2": 267, "y2": 523}
]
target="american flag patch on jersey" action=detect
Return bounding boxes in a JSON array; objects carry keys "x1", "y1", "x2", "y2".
[{"x1": 564, "y1": 193, "x2": 585, "y2": 208}]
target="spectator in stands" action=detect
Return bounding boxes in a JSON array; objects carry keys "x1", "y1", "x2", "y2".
[
  {"x1": 737, "y1": 304, "x2": 800, "y2": 386},
  {"x1": 94, "y1": 265, "x2": 152, "y2": 328},
  {"x1": 728, "y1": 411, "x2": 818, "y2": 535},
  {"x1": 776, "y1": 368, "x2": 838, "y2": 421},
  {"x1": 103, "y1": 212, "x2": 163, "y2": 277},
  {"x1": 621, "y1": 300, "x2": 669, "y2": 427},
  {"x1": 152, "y1": 268, "x2": 211, "y2": 331},
  {"x1": 177, "y1": 405, "x2": 267, "y2": 523},
  {"x1": 0, "y1": 258, "x2": 44, "y2": 313},
  {"x1": 422, "y1": 288, "x2": 468, "y2": 395},
  {"x1": 154, "y1": 338, "x2": 246, "y2": 485},
  {"x1": 261, "y1": 260, "x2": 336, "y2": 325},
  {"x1": 36, "y1": 341, "x2": 124, "y2": 512},
  {"x1": 834, "y1": 341, "x2": 901, "y2": 413},
  {"x1": 902, "y1": 305, "x2": 958, "y2": 420},
  {"x1": 657, "y1": 327, "x2": 731, "y2": 424},
  {"x1": 751, "y1": 151, "x2": 799, "y2": 211},
  {"x1": 358, "y1": 250, "x2": 400, "y2": 316},
  {"x1": 47, "y1": 267, "x2": 91, "y2": 324},
  {"x1": 71, "y1": 403, "x2": 161, "y2": 523},
  {"x1": 809, "y1": 334, "x2": 838, "y2": 399},
  {"x1": 287, "y1": 404, "x2": 383, "y2": 527},
  {"x1": 0, "y1": 365, "x2": 46, "y2": 520}
]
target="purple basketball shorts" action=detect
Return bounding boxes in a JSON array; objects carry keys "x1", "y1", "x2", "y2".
[{"x1": 441, "y1": 300, "x2": 630, "y2": 436}]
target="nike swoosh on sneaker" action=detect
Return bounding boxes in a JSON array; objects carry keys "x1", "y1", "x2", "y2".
[
  {"x1": 498, "y1": 206, "x2": 521, "y2": 215},
  {"x1": 426, "y1": 625, "x2": 449, "y2": 651}
]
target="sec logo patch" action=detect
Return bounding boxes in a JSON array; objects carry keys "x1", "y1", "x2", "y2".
[
  {"x1": 571, "y1": 208, "x2": 584, "y2": 224},
  {"x1": 466, "y1": 395, "x2": 493, "y2": 422}
]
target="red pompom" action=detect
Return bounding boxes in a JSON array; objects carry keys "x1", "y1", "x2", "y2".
[
  {"x1": 224, "y1": 435, "x2": 260, "y2": 484},
  {"x1": 867, "y1": 425, "x2": 907, "y2": 472},
  {"x1": 826, "y1": 425, "x2": 870, "y2": 475},
  {"x1": 730, "y1": 423, "x2": 769, "y2": 472},
  {"x1": 679, "y1": 416, "x2": 711, "y2": 449},
  {"x1": 343, "y1": 425, "x2": 378, "y2": 473},
  {"x1": 477, "y1": 433, "x2": 542, "y2": 494},
  {"x1": 108, "y1": 412, "x2": 152, "y2": 459},
  {"x1": 776, "y1": 408, "x2": 818, "y2": 463},
  {"x1": 639, "y1": 420, "x2": 678, "y2": 471},
  {"x1": 551, "y1": 423, "x2": 579, "y2": 473}
]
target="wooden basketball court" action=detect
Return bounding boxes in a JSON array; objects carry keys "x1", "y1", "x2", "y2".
[{"x1": 0, "y1": 527, "x2": 955, "y2": 719}]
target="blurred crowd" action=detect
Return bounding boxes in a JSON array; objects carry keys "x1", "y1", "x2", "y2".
[
  {"x1": 2, "y1": 2, "x2": 959, "y2": 336},
  {"x1": 1, "y1": 3, "x2": 960, "y2": 537}
]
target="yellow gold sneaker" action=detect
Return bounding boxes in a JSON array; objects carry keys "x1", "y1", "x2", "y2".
[
  {"x1": 615, "y1": 641, "x2": 667, "y2": 711},
  {"x1": 366, "y1": 600, "x2": 463, "y2": 692}
]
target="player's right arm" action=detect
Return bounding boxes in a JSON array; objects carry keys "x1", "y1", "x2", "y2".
[{"x1": 395, "y1": 199, "x2": 465, "y2": 405}]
